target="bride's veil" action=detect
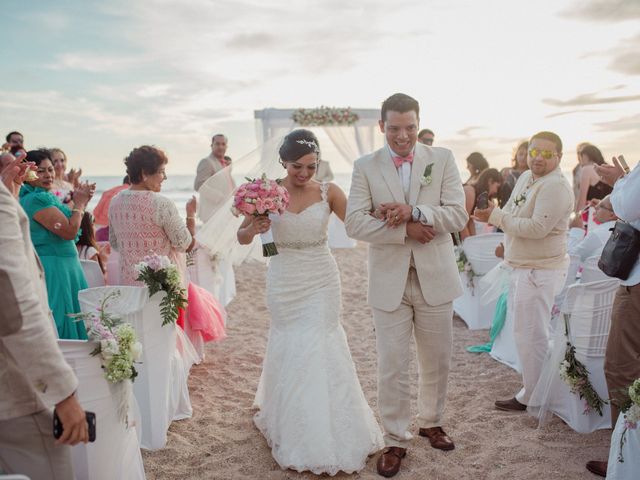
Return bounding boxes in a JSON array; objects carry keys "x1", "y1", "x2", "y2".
[{"x1": 195, "y1": 134, "x2": 287, "y2": 265}]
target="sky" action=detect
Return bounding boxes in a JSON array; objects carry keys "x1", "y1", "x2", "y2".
[{"x1": 1, "y1": 0, "x2": 639, "y2": 176}]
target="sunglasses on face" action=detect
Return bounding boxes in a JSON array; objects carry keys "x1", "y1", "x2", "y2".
[{"x1": 528, "y1": 148, "x2": 557, "y2": 160}]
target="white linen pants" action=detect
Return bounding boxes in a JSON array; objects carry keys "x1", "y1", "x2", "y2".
[
  {"x1": 373, "y1": 267, "x2": 453, "y2": 448},
  {"x1": 510, "y1": 267, "x2": 566, "y2": 405},
  {"x1": 0, "y1": 409, "x2": 74, "y2": 479}
]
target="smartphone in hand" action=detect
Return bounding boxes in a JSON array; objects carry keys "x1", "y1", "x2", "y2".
[
  {"x1": 476, "y1": 191, "x2": 489, "y2": 210},
  {"x1": 53, "y1": 409, "x2": 96, "y2": 442}
]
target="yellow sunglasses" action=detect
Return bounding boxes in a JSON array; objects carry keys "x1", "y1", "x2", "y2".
[{"x1": 528, "y1": 148, "x2": 557, "y2": 160}]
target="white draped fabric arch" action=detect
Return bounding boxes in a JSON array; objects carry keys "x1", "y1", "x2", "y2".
[{"x1": 254, "y1": 108, "x2": 383, "y2": 165}]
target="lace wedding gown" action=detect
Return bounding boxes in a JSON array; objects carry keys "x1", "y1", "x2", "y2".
[{"x1": 254, "y1": 183, "x2": 383, "y2": 475}]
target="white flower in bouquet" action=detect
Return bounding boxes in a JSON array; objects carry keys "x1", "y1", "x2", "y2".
[
  {"x1": 130, "y1": 341, "x2": 143, "y2": 362},
  {"x1": 101, "y1": 338, "x2": 120, "y2": 361}
]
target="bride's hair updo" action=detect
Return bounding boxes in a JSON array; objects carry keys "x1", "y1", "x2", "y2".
[{"x1": 279, "y1": 129, "x2": 320, "y2": 164}]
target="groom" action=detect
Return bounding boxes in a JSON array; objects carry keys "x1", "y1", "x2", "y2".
[{"x1": 345, "y1": 93, "x2": 467, "y2": 477}]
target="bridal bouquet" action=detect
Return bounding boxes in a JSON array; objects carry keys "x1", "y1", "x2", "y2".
[
  {"x1": 231, "y1": 174, "x2": 289, "y2": 257},
  {"x1": 135, "y1": 254, "x2": 187, "y2": 326},
  {"x1": 70, "y1": 290, "x2": 141, "y2": 423}
]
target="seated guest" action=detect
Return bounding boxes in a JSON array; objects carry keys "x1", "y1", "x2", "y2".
[
  {"x1": 1, "y1": 168, "x2": 89, "y2": 479},
  {"x1": 19, "y1": 149, "x2": 95, "y2": 339},
  {"x1": 567, "y1": 196, "x2": 617, "y2": 261},
  {"x1": 76, "y1": 211, "x2": 106, "y2": 274},
  {"x1": 464, "y1": 152, "x2": 489, "y2": 186},
  {"x1": 461, "y1": 168, "x2": 503, "y2": 240},
  {"x1": 575, "y1": 144, "x2": 612, "y2": 212},
  {"x1": 50, "y1": 147, "x2": 82, "y2": 192}
]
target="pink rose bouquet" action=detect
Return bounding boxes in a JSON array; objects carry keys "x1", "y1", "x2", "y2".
[{"x1": 231, "y1": 174, "x2": 289, "y2": 256}]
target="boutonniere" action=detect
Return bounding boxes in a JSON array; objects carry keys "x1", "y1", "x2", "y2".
[
  {"x1": 421, "y1": 163, "x2": 434, "y2": 186},
  {"x1": 513, "y1": 193, "x2": 527, "y2": 206}
]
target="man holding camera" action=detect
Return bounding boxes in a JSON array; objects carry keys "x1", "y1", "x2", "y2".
[
  {"x1": 474, "y1": 131, "x2": 573, "y2": 412},
  {"x1": 0, "y1": 157, "x2": 89, "y2": 479}
]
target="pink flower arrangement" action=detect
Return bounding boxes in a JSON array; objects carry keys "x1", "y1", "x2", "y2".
[
  {"x1": 231, "y1": 174, "x2": 289, "y2": 217},
  {"x1": 231, "y1": 174, "x2": 289, "y2": 256}
]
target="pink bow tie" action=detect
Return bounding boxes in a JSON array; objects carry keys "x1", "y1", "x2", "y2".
[{"x1": 392, "y1": 153, "x2": 414, "y2": 169}]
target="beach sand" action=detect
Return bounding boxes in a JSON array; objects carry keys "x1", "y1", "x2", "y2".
[{"x1": 142, "y1": 244, "x2": 610, "y2": 479}]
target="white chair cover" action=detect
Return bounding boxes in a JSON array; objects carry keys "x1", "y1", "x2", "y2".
[
  {"x1": 489, "y1": 282, "x2": 522, "y2": 373},
  {"x1": 80, "y1": 260, "x2": 105, "y2": 288},
  {"x1": 607, "y1": 412, "x2": 640, "y2": 479},
  {"x1": 58, "y1": 339, "x2": 145, "y2": 480},
  {"x1": 328, "y1": 213, "x2": 356, "y2": 249},
  {"x1": 581, "y1": 255, "x2": 610, "y2": 283},
  {"x1": 189, "y1": 246, "x2": 236, "y2": 308},
  {"x1": 78, "y1": 287, "x2": 193, "y2": 450},
  {"x1": 549, "y1": 254, "x2": 582, "y2": 335},
  {"x1": 527, "y1": 278, "x2": 619, "y2": 433},
  {"x1": 453, "y1": 233, "x2": 504, "y2": 330},
  {"x1": 105, "y1": 249, "x2": 120, "y2": 286}
]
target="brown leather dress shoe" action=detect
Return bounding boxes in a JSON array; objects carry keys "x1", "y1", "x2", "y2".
[
  {"x1": 586, "y1": 460, "x2": 607, "y2": 477},
  {"x1": 418, "y1": 426, "x2": 455, "y2": 450},
  {"x1": 376, "y1": 447, "x2": 406, "y2": 478},
  {"x1": 494, "y1": 397, "x2": 527, "y2": 411}
]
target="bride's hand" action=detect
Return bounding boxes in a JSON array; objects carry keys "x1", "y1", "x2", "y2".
[{"x1": 250, "y1": 215, "x2": 271, "y2": 235}]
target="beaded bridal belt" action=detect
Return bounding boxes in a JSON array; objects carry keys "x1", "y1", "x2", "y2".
[{"x1": 275, "y1": 237, "x2": 328, "y2": 250}]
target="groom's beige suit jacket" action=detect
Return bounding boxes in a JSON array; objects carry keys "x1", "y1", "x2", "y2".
[{"x1": 345, "y1": 143, "x2": 467, "y2": 312}]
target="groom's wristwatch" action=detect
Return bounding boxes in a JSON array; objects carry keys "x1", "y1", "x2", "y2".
[{"x1": 411, "y1": 206, "x2": 422, "y2": 223}]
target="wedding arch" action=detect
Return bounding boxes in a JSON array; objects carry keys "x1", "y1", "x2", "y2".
[{"x1": 254, "y1": 107, "x2": 384, "y2": 166}]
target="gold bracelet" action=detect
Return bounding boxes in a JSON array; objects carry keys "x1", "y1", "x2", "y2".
[{"x1": 72, "y1": 208, "x2": 84, "y2": 215}]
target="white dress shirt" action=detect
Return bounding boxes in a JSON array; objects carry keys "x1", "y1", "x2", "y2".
[{"x1": 567, "y1": 221, "x2": 616, "y2": 262}]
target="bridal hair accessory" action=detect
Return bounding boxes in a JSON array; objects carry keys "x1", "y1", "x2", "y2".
[{"x1": 296, "y1": 139, "x2": 320, "y2": 153}]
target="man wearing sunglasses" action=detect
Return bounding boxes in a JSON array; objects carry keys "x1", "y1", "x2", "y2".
[{"x1": 474, "y1": 131, "x2": 573, "y2": 413}]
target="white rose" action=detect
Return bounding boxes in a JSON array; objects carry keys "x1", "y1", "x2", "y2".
[{"x1": 101, "y1": 339, "x2": 119, "y2": 361}]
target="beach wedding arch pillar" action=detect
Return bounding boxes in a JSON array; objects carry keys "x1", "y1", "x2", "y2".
[{"x1": 254, "y1": 107, "x2": 382, "y2": 165}]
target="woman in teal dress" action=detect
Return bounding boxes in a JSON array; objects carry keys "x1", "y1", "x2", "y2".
[{"x1": 19, "y1": 149, "x2": 96, "y2": 339}]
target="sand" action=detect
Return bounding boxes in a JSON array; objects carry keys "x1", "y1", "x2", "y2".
[{"x1": 142, "y1": 244, "x2": 609, "y2": 479}]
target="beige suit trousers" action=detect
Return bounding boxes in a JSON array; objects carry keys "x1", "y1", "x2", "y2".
[
  {"x1": 373, "y1": 268, "x2": 453, "y2": 447},
  {"x1": 0, "y1": 409, "x2": 73, "y2": 479}
]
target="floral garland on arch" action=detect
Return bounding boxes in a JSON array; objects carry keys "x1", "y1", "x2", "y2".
[
  {"x1": 558, "y1": 313, "x2": 607, "y2": 416},
  {"x1": 70, "y1": 289, "x2": 142, "y2": 424},
  {"x1": 291, "y1": 106, "x2": 359, "y2": 126},
  {"x1": 135, "y1": 254, "x2": 187, "y2": 326},
  {"x1": 616, "y1": 378, "x2": 640, "y2": 462}
]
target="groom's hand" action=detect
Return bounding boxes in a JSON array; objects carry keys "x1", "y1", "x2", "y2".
[
  {"x1": 380, "y1": 202, "x2": 411, "y2": 228},
  {"x1": 406, "y1": 221, "x2": 436, "y2": 244}
]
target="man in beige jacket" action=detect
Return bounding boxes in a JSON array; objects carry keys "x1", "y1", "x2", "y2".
[
  {"x1": 194, "y1": 133, "x2": 231, "y2": 191},
  {"x1": 475, "y1": 131, "x2": 573, "y2": 412},
  {"x1": 346, "y1": 93, "x2": 467, "y2": 478},
  {"x1": 0, "y1": 157, "x2": 88, "y2": 479}
]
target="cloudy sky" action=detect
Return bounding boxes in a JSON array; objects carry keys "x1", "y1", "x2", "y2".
[{"x1": 1, "y1": 0, "x2": 638, "y2": 175}]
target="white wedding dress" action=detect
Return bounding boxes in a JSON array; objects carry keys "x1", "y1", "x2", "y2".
[{"x1": 254, "y1": 183, "x2": 383, "y2": 475}]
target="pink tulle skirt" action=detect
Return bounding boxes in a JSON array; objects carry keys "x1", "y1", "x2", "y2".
[{"x1": 183, "y1": 282, "x2": 227, "y2": 343}]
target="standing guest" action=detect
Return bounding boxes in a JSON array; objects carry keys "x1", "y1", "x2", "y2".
[
  {"x1": 418, "y1": 128, "x2": 435, "y2": 146},
  {"x1": 92, "y1": 175, "x2": 130, "y2": 241},
  {"x1": 109, "y1": 146, "x2": 197, "y2": 285},
  {"x1": 464, "y1": 152, "x2": 489, "y2": 186},
  {"x1": 461, "y1": 168, "x2": 503, "y2": 240},
  {"x1": 586, "y1": 155, "x2": 640, "y2": 478},
  {"x1": 77, "y1": 211, "x2": 106, "y2": 274},
  {"x1": 474, "y1": 131, "x2": 573, "y2": 413},
  {"x1": 2, "y1": 131, "x2": 25, "y2": 156},
  {"x1": 194, "y1": 134, "x2": 231, "y2": 191},
  {"x1": 19, "y1": 149, "x2": 95, "y2": 339},
  {"x1": 50, "y1": 148, "x2": 82, "y2": 193},
  {"x1": 575, "y1": 144, "x2": 612, "y2": 212},
  {"x1": 498, "y1": 140, "x2": 529, "y2": 207},
  {"x1": 346, "y1": 93, "x2": 467, "y2": 477},
  {"x1": 0, "y1": 167, "x2": 89, "y2": 479},
  {"x1": 572, "y1": 142, "x2": 590, "y2": 207}
]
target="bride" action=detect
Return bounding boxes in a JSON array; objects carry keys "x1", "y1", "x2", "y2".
[{"x1": 237, "y1": 129, "x2": 383, "y2": 475}]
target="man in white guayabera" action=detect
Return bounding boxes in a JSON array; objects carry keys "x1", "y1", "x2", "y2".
[{"x1": 474, "y1": 131, "x2": 573, "y2": 413}]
